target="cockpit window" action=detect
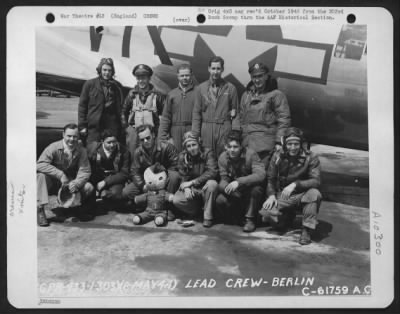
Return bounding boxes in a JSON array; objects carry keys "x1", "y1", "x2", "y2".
[{"x1": 334, "y1": 25, "x2": 367, "y2": 60}]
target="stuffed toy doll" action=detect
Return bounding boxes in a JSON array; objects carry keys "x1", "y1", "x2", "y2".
[{"x1": 132, "y1": 163, "x2": 174, "y2": 226}]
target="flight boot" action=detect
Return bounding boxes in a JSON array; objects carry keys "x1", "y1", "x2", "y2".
[
  {"x1": 299, "y1": 227, "x2": 312, "y2": 245},
  {"x1": 76, "y1": 200, "x2": 95, "y2": 222},
  {"x1": 203, "y1": 219, "x2": 213, "y2": 228},
  {"x1": 243, "y1": 218, "x2": 256, "y2": 233},
  {"x1": 37, "y1": 206, "x2": 49, "y2": 227}
]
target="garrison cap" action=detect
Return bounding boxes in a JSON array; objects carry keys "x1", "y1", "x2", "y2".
[
  {"x1": 132, "y1": 64, "x2": 153, "y2": 76},
  {"x1": 248, "y1": 62, "x2": 269, "y2": 75}
]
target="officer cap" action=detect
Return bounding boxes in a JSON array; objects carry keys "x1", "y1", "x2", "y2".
[
  {"x1": 248, "y1": 62, "x2": 269, "y2": 75},
  {"x1": 132, "y1": 64, "x2": 153, "y2": 76}
]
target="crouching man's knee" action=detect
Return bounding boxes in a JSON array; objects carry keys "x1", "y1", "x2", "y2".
[
  {"x1": 204, "y1": 180, "x2": 218, "y2": 192},
  {"x1": 301, "y1": 188, "x2": 322, "y2": 204},
  {"x1": 81, "y1": 182, "x2": 95, "y2": 199},
  {"x1": 250, "y1": 185, "x2": 264, "y2": 198},
  {"x1": 172, "y1": 192, "x2": 185, "y2": 208},
  {"x1": 216, "y1": 194, "x2": 228, "y2": 208},
  {"x1": 166, "y1": 170, "x2": 181, "y2": 193},
  {"x1": 36, "y1": 172, "x2": 46, "y2": 183}
]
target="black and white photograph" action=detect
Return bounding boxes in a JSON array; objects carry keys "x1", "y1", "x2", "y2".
[{"x1": 6, "y1": 6, "x2": 394, "y2": 308}]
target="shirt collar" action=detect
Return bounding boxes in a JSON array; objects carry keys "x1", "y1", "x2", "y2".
[
  {"x1": 208, "y1": 78, "x2": 225, "y2": 88},
  {"x1": 102, "y1": 144, "x2": 113, "y2": 158},
  {"x1": 140, "y1": 142, "x2": 159, "y2": 158},
  {"x1": 63, "y1": 140, "x2": 76, "y2": 154},
  {"x1": 184, "y1": 148, "x2": 205, "y2": 162},
  {"x1": 133, "y1": 83, "x2": 155, "y2": 96},
  {"x1": 179, "y1": 82, "x2": 194, "y2": 92}
]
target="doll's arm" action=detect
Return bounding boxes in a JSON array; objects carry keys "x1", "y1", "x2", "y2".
[
  {"x1": 163, "y1": 191, "x2": 174, "y2": 203},
  {"x1": 134, "y1": 193, "x2": 148, "y2": 205}
]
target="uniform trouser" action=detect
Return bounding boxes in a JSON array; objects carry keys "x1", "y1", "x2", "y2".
[
  {"x1": 215, "y1": 185, "x2": 264, "y2": 224},
  {"x1": 257, "y1": 150, "x2": 273, "y2": 170},
  {"x1": 102, "y1": 184, "x2": 124, "y2": 200},
  {"x1": 201, "y1": 121, "x2": 231, "y2": 158},
  {"x1": 98, "y1": 184, "x2": 126, "y2": 211},
  {"x1": 134, "y1": 209, "x2": 167, "y2": 224},
  {"x1": 86, "y1": 141, "x2": 103, "y2": 157},
  {"x1": 125, "y1": 125, "x2": 138, "y2": 159},
  {"x1": 172, "y1": 180, "x2": 218, "y2": 220},
  {"x1": 37, "y1": 173, "x2": 94, "y2": 207},
  {"x1": 169, "y1": 124, "x2": 192, "y2": 153},
  {"x1": 267, "y1": 188, "x2": 322, "y2": 229},
  {"x1": 122, "y1": 170, "x2": 181, "y2": 200}
]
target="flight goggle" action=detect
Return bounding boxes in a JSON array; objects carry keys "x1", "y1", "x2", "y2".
[
  {"x1": 100, "y1": 58, "x2": 114, "y2": 65},
  {"x1": 281, "y1": 135, "x2": 303, "y2": 146}
]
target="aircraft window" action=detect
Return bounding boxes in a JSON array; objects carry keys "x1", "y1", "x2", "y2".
[{"x1": 334, "y1": 25, "x2": 367, "y2": 60}]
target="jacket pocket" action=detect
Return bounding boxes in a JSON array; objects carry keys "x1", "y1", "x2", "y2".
[
  {"x1": 89, "y1": 87, "x2": 99, "y2": 98},
  {"x1": 89, "y1": 89, "x2": 102, "y2": 106}
]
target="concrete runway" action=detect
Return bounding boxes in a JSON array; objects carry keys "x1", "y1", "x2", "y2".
[{"x1": 37, "y1": 95, "x2": 371, "y2": 298}]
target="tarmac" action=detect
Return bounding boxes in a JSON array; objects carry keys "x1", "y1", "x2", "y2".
[{"x1": 38, "y1": 198, "x2": 370, "y2": 298}]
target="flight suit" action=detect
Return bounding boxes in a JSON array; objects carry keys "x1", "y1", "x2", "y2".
[
  {"x1": 192, "y1": 79, "x2": 240, "y2": 158},
  {"x1": 158, "y1": 83, "x2": 197, "y2": 152}
]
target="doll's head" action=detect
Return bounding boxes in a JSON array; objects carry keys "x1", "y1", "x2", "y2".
[{"x1": 143, "y1": 163, "x2": 168, "y2": 191}]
